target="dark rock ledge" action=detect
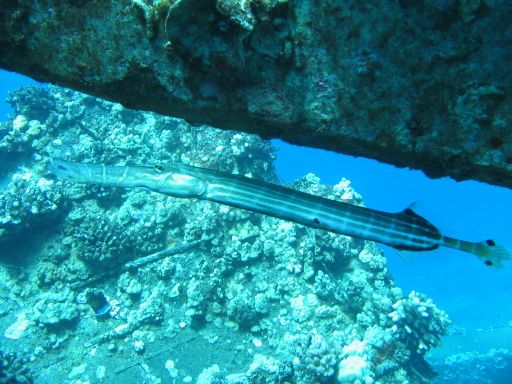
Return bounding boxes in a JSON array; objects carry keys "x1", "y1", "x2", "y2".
[{"x1": 1, "y1": 0, "x2": 511, "y2": 188}]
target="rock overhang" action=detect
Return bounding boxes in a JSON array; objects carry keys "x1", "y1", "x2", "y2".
[{"x1": 1, "y1": 0, "x2": 511, "y2": 188}]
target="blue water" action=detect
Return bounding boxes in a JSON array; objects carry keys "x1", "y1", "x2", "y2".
[{"x1": 1, "y1": 69, "x2": 511, "y2": 380}]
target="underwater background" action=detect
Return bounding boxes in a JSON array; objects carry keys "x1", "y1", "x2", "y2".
[{"x1": 0, "y1": 70, "x2": 510, "y2": 383}]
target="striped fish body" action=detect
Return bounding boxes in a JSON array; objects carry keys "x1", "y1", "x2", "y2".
[
  {"x1": 49, "y1": 159, "x2": 510, "y2": 267},
  {"x1": 195, "y1": 168, "x2": 442, "y2": 251},
  {"x1": 49, "y1": 159, "x2": 442, "y2": 251}
]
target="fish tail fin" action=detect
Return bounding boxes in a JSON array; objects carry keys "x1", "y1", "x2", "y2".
[
  {"x1": 473, "y1": 240, "x2": 511, "y2": 268},
  {"x1": 443, "y1": 237, "x2": 510, "y2": 268}
]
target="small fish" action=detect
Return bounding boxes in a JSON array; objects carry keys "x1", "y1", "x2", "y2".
[{"x1": 48, "y1": 159, "x2": 510, "y2": 268}]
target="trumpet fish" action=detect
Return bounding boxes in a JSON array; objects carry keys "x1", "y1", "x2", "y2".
[{"x1": 49, "y1": 159, "x2": 510, "y2": 268}]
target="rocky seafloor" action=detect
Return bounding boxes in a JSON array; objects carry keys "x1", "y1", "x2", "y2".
[{"x1": 0, "y1": 85, "x2": 508, "y2": 383}]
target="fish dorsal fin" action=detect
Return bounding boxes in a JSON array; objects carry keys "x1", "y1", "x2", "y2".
[
  {"x1": 401, "y1": 202, "x2": 444, "y2": 237},
  {"x1": 401, "y1": 202, "x2": 428, "y2": 221}
]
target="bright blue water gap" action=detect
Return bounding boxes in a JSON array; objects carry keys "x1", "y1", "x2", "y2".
[
  {"x1": 272, "y1": 139, "x2": 512, "y2": 330},
  {"x1": 0, "y1": 69, "x2": 40, "y2": 120}
]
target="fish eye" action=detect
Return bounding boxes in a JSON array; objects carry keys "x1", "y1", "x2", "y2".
[{"x1": 154, "y1": 164, "x2": 165, "y2": 172}]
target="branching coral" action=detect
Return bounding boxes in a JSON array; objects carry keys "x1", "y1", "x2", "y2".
[{"x1": 388, "y1": 291, "x2": 451, "y2": 354}]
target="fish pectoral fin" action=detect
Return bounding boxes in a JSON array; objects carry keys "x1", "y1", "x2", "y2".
[
  {"x1": 393, "y1": 245, "x2": 447, "y2": 266},
  {"x1": 393, "y1": 248, "x2": 413, "y2": 264}
]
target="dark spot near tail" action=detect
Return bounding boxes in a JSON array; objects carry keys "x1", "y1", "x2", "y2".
[
  {"x1": 485, "y1": 260, "x2": 493, "y2": 266},
  {"x1": 57, "y1": 164, "x2": 67, "y2": 170},
  {"x1": 313, "y1": 218, "x2": 320, "y2": 224},
  {"x1": 486, "y1": 239, "x2": 496, "y2": 246}
]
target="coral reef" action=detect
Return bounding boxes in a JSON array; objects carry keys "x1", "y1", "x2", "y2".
[
  {"x1": 32, "y1": 287, "x2": 79, "y2": 328},
  {"x1": 388, "y1": 291, "x2": 450, "y2": 354},
  {"x1": 0, "y1": 85, "x2": 452, "y2": 383},
  {"x1": 426, "y1": 321, "x2": 512, "y2": 384},
  {"x1": 431, "y1": 348, "x2": 512, "y2": 384},
  {"x1": 0, "y1": 350, "x2": 33, "y2": 384}
]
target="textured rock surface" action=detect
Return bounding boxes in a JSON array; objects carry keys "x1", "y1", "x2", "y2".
[{"x1": 1, "y1": 0, "x2": 512, "y2": 187}]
